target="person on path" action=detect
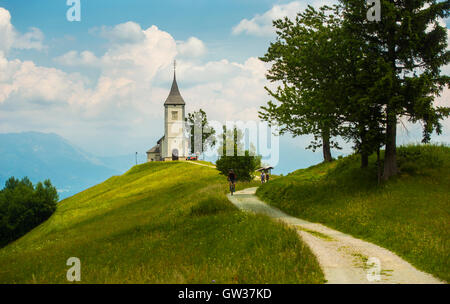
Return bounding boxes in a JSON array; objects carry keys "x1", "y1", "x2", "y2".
[
  {"x1": 260, "y1": 171, "x2": 265, "y2": 184},
  {"x1": 228, "y1": 169, "x2": 236, "y2": 195}
]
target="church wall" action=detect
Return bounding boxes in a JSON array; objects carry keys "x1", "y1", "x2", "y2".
[
  {"x1": 165, "y1": 104, "x2": 188, "y2": 158},
  {"x1": 147, "y1": 152, "x2": 160, "y2": 162}
]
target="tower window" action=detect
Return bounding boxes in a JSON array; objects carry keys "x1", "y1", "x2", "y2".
[{"x1": 171, "y1": 111, "x2": 178, "y2": 120}]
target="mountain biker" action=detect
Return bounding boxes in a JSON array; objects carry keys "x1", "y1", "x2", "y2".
[{"x1": 228, "y1": 169, "x2": 236, "y2": 195}]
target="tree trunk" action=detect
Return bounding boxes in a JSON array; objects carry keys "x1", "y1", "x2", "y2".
[
  {"x1": 377, "y1": 147, "x2": 381, "y2": 185},
  {"x1": 360, "y1": 127, "x2": 368, "y2": 168},
  {"x1": 382, "y1": 112, "x2": 398, "y2": 180},
  {"x1": 361, "y1": 151, "x2": 369, "y2": 168},
  {"x1": 322, "y1": 130, "x2": 332, "y2": 162}
]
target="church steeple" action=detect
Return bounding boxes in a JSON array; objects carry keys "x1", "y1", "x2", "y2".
[{"x1": 164, "y1": 60, "x2": 185, "y2": 105}]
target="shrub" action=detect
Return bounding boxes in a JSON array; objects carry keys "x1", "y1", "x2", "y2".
[
  {"x1": 397, "y1": 144, "x2": 445, "y2": 175},
  {"x1": 215, "y1": 150, "x2": 261, "y2": 181},
  {"x1": 0, "y1": 177, "x2": 59, "y2": 247}
]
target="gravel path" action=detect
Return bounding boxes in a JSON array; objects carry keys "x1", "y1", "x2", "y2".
[
  {"x1": 186, "y1": 161, "x2": 216, "y2": 168},
  {"x1": 227, "y1": 187, "x2": 443, "y2": 284}
]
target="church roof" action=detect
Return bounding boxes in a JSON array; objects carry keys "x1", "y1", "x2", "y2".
[
  {"x1": 164, "y1": 71, "x2": 185, "y2": 106},
  {"x1": 147, "y1": 144, "x2": 160, "y2": 154}
]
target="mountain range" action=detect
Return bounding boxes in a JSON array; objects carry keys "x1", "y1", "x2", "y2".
[{"x1": 0, "y1": 132, "x2": 138, "y2": 199}]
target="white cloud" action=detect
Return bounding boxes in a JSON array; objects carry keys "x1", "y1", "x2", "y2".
[
  {"x1": 177, "y1": 37, "x2": 206, "y2": 57},
  {"x1": 0, "y1": 52, "x2": 88, "y2": 105},
  {"x1": 176, "y1": 57, "x2": 272, "y2": 122},
  {"x1": 54, "y1": 50, "x2": 100, "y2": 67},
  {"x1": 93, "y1": 21, "x2": 146, "y2": 43},
  {"x1": 1, "y1": 7, "x2": 448, "y2": 155},
  {"x1": 0, "y1": 7, "x2": 45, "y2": 53},
  {"x1": 0, "y1": 8, "x2": 15, "y2": 53},
  {"x1": 232, "y1": 0, "x2": 334, "y2": 36}
]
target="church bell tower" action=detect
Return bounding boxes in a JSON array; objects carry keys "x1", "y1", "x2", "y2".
[{"x1": 162, "y1": 61, "x2": 188, "y2": 160}]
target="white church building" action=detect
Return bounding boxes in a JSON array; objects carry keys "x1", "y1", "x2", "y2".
[{"x1": 146, "y1": 64, "x2": 189, "y2": 162}]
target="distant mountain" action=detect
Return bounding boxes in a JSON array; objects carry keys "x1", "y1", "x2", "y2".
[
  {"x1": 0, "y1": 132, "x2": 125, "y2": 200},
  {"x1": 98, "y1": 153, "x2": 147, "y2": 174}
]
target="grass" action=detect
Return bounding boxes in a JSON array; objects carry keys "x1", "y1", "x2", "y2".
[
  {"x1": 0, "y1": 161, "x2": 324, "y2": 283},
  {"x1": 192, "y1": 160, "x2": 216, "y2": 166},
  {"x1": 257, "y1": 144, "x2": 450, "y2": 283}
]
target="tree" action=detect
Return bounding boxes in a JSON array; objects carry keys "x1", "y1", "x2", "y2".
[
  {"x1": 185, "y1": 109, "x2": 216, "y2": 157},
  {"x1": 259, "y1": 5, "x2": 348, "y2": 163},
  {"x1": 215, "y1": 125, "x2": 261, "y2": 181},
  {"x1": 340, "y1": 0, "x2": 450, "y2": 179},
  {"x1": 0, "y1": 177, "x2": 59, "y2": 247},
  {"x1": 217, "y1": 125, "x2": 245, "y2": 157},
  {"x1": 216, "y1": 151, "x2": 261, "y2": 182},
  {"x1": 260, "y1": 1, "x2": 449, "y2": 176}
]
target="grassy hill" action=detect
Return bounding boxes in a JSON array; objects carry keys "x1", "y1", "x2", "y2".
[
  {"x1": 0, "y1": 161, "x2": 324, "y2": 283},
  {"x1": 257, "y1": 144, "x2": 450, "y2": 282}
]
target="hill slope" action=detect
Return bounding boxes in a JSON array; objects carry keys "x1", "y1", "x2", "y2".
[
  {"x1": 257, "y1": 144, "x2": 450, "y2": 282},
  {"x1": 0, "y1": 161, "x2": 324, "y2": 283},
  {"x1": 0, "y1": 132, "x2": 121, "y2": 199}
]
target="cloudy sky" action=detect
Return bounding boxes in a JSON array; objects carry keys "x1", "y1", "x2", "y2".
[{"x1": 0, "y1": 0, "x2": 449, "y2": 168}]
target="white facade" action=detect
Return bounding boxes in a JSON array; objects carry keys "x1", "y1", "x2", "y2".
[
  {"x1": 147, "y1": 67, "x2": 189, "y2": 162},
  {"x1": 162, "y1": 104, "x2": 189, "y2": 160}
]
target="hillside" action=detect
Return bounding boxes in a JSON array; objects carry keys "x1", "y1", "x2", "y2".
[
  {"x1": 0, "y1": 132, "x2": 126, "y2": 199},
  {"x1": 0, "y1": 161, "x2": 324, "y2": 283},
  {"x1": 257, "y1": 144, "x2": 450, "y2": 282}
]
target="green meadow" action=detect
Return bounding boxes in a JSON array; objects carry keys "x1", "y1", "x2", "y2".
[
  {"x1": 0, "y1": 161, "x2": 324, "y2": 283},
  {"x1": 257, "y1": 144, "x2": 450, "y2": 282}
]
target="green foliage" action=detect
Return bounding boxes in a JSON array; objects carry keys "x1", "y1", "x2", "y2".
[
  {"x1": 185, "y1": 109, "x2": 216, "y2": 155},
  {"x1": 259, "y1": 5, "x2": 344, "y2": 161},
  {"x1": 396, "y1": 144, "x2": 446, "y2": 175},
  {"x1": 215, "y1": 125, "x2": 262, "y2": 181},
  {"x1": 0, "y1": 177, "x2": 58, "y2": 247},
  {"x1": 257, "y1": 144, "x2": 450, "y2": 282},
  {"x1": 216, "y1": 151, "x2": 262, "y2": 182},
  {"x1": 260, "y1": 1, "x2": 450, "y2": 174},
  {"x1": 0, "y1": 162, "x2": 324, "y2": 283}
]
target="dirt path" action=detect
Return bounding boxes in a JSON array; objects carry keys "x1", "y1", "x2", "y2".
[
  {"x1": 227, "y1": 187, "x2": 443, "y2": 284},
  {"x1": 186, "y1": 161, "x2": 216, "y2": 168}
]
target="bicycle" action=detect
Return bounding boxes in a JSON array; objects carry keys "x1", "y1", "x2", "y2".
[{"x1": 229, "y1": 181, "x2": 236, "y2": 195}]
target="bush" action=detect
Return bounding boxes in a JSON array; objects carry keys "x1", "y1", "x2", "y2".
[
  {"x1": 0, "y1": 177, "x2": 59, "y2": 247},
  {"x1": 397, "y1": 144, "x2": 445, "y2": 175},
  {"x1": 215, "y1": 150, "x2": 261, "y2": 181}
]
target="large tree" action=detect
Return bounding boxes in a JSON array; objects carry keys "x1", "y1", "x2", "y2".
[
  {"x1": 341, "y1": 0, "x2": 450, "y2": 179},
  {"x1": 260, "y1": 1, "x2": 449, "y2": 176},
  {"x1": 216, "y1": 125, "x2": 261, "y2": 181},
  {"x1": 185, "y1": 109, "x2": 216, "y2": 157},
  {"x1": 259, "y1": 6, "x2": 344, "y2": 162}
]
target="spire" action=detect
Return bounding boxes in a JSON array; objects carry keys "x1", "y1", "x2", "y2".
[{"x1": 164, "y1": 60, "x2": 185, "y2": 105}]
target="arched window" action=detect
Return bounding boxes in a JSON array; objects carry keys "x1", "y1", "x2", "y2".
[{"x1": 172, "y1": 149, "x2": 179, "y2": 161}]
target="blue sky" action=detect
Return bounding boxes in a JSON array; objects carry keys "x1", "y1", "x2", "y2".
[
  {"x1": 2, "y1": 0, "x2": 278, "y2": 64},
  {"x1": 0, "y1": 0, "x2": 449, "y2": 174}
]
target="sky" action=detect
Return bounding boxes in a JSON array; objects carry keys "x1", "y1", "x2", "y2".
[{"x1": 0, "y1": 0, "x2": 449, "y2": 172}]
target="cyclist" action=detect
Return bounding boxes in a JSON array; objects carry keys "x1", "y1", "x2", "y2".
[{"x1": 228, "y1": 169, "x2": 236, "y2": 195}]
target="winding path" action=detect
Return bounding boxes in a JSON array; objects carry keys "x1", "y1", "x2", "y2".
[{"x1": 227, "y1": 187, "x2": 443, "y2": 284}]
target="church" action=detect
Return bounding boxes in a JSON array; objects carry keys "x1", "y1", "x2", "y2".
[{"x1": 146, "y1": 63, "x2": 189, "y2": 162}]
